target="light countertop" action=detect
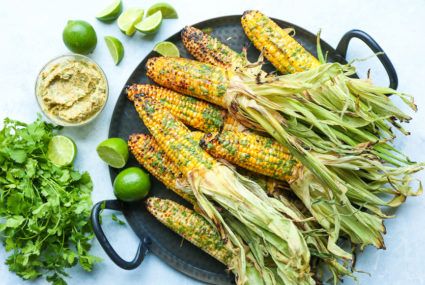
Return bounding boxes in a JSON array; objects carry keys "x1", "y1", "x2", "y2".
[{"x1": 1, "y1": 0, "x2": 424, "y2": 284}]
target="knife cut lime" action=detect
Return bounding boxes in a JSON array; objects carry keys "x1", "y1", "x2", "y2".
[
  {"x1": 135, "y1": 11, "x2": 162, "y2": 35},
  {"x1": 104, "y1": 36, "x2": 124, "y2": 64},
  {"x1": 117, "y1": 8, "x2": 144, "y2": 36},
  {"x1": 146, "y1": 2, "x2": 178, "y2": 19},
  {"x1": 96, "y1": 0, "x2": 123, "y2": 22},
  {"x1": 96, "y1": 138, "x2": 129, "y2": 168},
  {"x1": 153, "y1": 41, "x2": 180, "y2": 57},
  {"x1": 47, "y1": 135, "x2": 77, "y2": 166}
]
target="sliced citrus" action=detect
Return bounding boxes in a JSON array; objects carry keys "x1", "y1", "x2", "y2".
[
  {"x1": 96, "y1": 0, "x2": 123, "y2": 22},
  {"x1": 96, "y1": 137, "x2": 129, "y2": 168},
  {"x1": 104, "y1": 36, "x2": 124, "y2": 64},
  {"x1": 153, "y1": 41, "x2": 180, "y2": 57},
  {"x1": 135, "y1": 11, "x2": 162, "y2": 35},
  {"x1": 47, "y1": 135, "x2": 77, "y2": 166},
  {"x1": 117, "y1": 8, "x2": 144, "y2": 36},
  {"x1": 146, "y1": 2, "x2": 178, "y2": 19}
]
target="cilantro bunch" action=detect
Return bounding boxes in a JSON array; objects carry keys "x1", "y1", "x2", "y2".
[{"x1": 0, "y1": 117, "x2": 101, "y2": 284}]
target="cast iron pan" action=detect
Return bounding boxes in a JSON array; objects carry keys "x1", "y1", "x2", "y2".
[{"x1": 90, "y1": 14, "x2": 398, "y2": 285}]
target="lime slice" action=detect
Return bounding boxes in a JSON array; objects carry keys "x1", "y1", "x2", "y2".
[
  {"x1": 135, "y1": 11, "x2": 162, "y2": 35},
  {"x1": 153, "y1": 41, "x2": 180, "y2": 57},
  {"x1": 47, "y1": 135, "x2": 77, "y2": 166},
  {"x1": 113, "y1": 167, "x2": 151, "y2": 201},
  {"x1": 96, "y1": 138, "x2": 129, "y2": 168},
  {"x1": 104, "y1": 36, "x2": 124, "y2": 64},
  {"x1": 96, "y1": 0, "x2": 123, "y2": 22},
  {"x1": 146, "y1": 2, "x2": 178, "y2": 19},
  {"x1": 117, "y1": 8, "x2": 144, "y2": 36}
]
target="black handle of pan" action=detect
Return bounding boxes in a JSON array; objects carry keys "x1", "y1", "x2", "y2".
[
  {"x1": 91, "y1": 199, "x2": 151, "y2": 270},
  {"x1": 336, "y1": 29, "x2": 398, "y2": 90}
]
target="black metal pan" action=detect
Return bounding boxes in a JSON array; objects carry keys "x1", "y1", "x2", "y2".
[{"x1": 90, "y1": 14, "x2": 398, "y2": 285}]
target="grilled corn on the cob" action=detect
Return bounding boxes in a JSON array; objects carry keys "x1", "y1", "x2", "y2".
[
  {"x1": 127, "y1": 84, "x2": 226, "y2": 133},
  {"x1": 146, "y1": 57, "x2": 229, "y2": 108},
  {"x1": 201, "y1": 131, "x2": 300, "y2": 182},
  {"x1": 128, "y1": 133, "x2": 196, "y2": 204},
  {"x1": 146, "y1": 197, "x2": 234, "y2": 265},
  {"x1": 241, "y1": 10, "x2": 320, "y2": 73},
  {"x1": 135, "y1": 134, "x2": 352, "y2": 282},
  {"x1": 134, "y1": 95, "x2": 313, "y2": 285},
  {"x1": 133, "y1": 95, "x2": 217, "y2": 176},
  {"x1": 182, "y1": 26, "x2": 248, "y2": 69}
]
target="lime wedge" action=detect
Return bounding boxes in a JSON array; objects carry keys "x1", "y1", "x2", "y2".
[
  {"x1": 96, "y1": 0, "x2": 123, "y2": 22},
  {"x1": 135, "y1": 11, "x2": 162, "y2": 35},
  {"x1": 153, "y1": 41, "x2": 180, "y2": 57},
  {"x1": 104, "y1": 36, "x2": 124, "y2": 64},
  {"x1": 146, "y1": 2, "x2": 178, "y2": 19},
  {"x1": 117, "y1": 8, "x2": 144, "y2": 36},
  {"x1": 47, "y1": 135, "x2": 77, "y2": 166},
  {"x1": 96, "y1": 138, "x2": 129, "y2": 168}
]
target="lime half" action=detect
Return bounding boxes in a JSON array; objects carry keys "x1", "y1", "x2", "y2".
[
  {"x1": 135, "y1": 11, "x2": 162, "y2": 35},
  {"x1": 96, "y1": 137, "x2": 129, "y2": 168},
  {"x1": 117, "y1": 8, "x2": 144, "y2": 36},
  {"x1": 113, "y1": 167, "x2": 150, "y2": 201},
  {"x1": 146, "y1": 2, "x2": 178, "y2": 19},
  {"x1": 47, "y1": 135, "x2": 77, "y2": 166},
  {"x1": 153, "y1": 41, "x2": 179, "y2": 57},
  {"x1": 104, "y1": 36, "x2": 124, "y2": 64},
  {"x1": 96, "y1": 0, "x2": 123, "y2": 22}
]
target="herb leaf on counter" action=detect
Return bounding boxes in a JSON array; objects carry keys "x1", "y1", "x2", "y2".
[{"x1": 0, "y1": 117, "x2": 101, "y2": 284}]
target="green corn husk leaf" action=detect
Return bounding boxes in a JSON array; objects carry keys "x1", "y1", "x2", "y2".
[
  {"x1": 271, "y1": 190, "x2": 355, "y2": 284},
  {"x1": 232, "y1": 58, "x2": 417, "y2": 167},
  {"x1": 187, "y1": 164, "x2": 314, "y2": 285},
  {"x1": 229, "y1": 98, "x2": 388, "y2": 250}
]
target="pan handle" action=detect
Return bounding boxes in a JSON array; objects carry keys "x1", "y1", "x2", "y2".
[
  {"x1": 336, "y1": 29, "x2": 398, "y2": 90},
  {"x1": 91, "y1": 199, "x2": 150, "y2": 270}
]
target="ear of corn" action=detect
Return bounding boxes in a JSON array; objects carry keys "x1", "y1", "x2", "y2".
[
  {"x1": 128, "y1": 133, "x2": 196, "y2": 204},
  {"x1": 133, "y1": 133, "x2": 352, "y2": 282},
  {"x1": 143, "y1": 55, "x2": 394, "y2": 252},
  {"x1": 146, "y1": 57, "x2": 230, "y2": 108},
  {"x1": 133, "y1": 95, "x2": 217, "y2": 176},
  {"x1": 146, "y1": 197, "x2": 274, "y2": 285},
  {"x1": 181, "y1": 26, "x2": 248, "y2": 69},
  {"x1": 127, "y1": 84, "x2": 226, "y2": 133},
  {"x1": 241, "y1": 10, "x2": 320, "y2": 74},
  {"x1": 134, "y1": 96, "x2": 314, "y2": 285},
  {"x1": 201, "y1": 130, "x2": 299, "y2": 182},
  {"x1": 146, "y1": 197, "x2": 235, "y2": 265}
]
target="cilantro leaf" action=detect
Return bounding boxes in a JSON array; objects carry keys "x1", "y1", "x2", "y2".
[{"x1": 0, "y1": 117, "x2": 100, "y2": 284}]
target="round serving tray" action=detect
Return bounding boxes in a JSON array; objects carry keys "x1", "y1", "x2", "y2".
[{"x1": 91, "y1": 14, "x2": 397, "y2": 285}]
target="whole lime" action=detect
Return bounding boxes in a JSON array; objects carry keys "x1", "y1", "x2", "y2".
[
  {"x1": 63, "y1": 20, "x2": 97, "y2": 54},
  {"x1": 113, "y1": 167, "x2": 151, "y2": 201}
]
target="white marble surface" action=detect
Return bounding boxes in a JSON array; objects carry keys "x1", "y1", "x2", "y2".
[{"x1": 1, "y1": 0, "x2": 425, "y2": 284}]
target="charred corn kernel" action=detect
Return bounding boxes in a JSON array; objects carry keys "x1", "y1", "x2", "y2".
[
  {"x1": 146, "y1": 197, "x2": 234, "y2": 265},
  {"x1": 128, "y1": 133, "x2": 196, "y2": 204},
  {"x1": 127, "y1": 84, "x2": 226, "y2": 133},
  {"x1": 146, "y1": 57, "x2": 230, "y2": 108},
  {"x1": 241, "y1": 10, "x2": 320, "y2": 74},
  {"x1": 200, "y1": 130, "x2": 300, "y2": 181},
  {"x1": 133, "y1": 95, "x2": 217, "y2": 175},
  {"x1": 190, "y1": 131, "x2": 205, "y2": 142},
  {"x1": 181, "y1": 26, "x2": 248, "y2": 69}
]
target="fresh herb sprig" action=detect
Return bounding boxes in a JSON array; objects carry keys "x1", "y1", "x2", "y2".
[{"x1": 0, "y1": 117, "x2": 101, "y2": 284}]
